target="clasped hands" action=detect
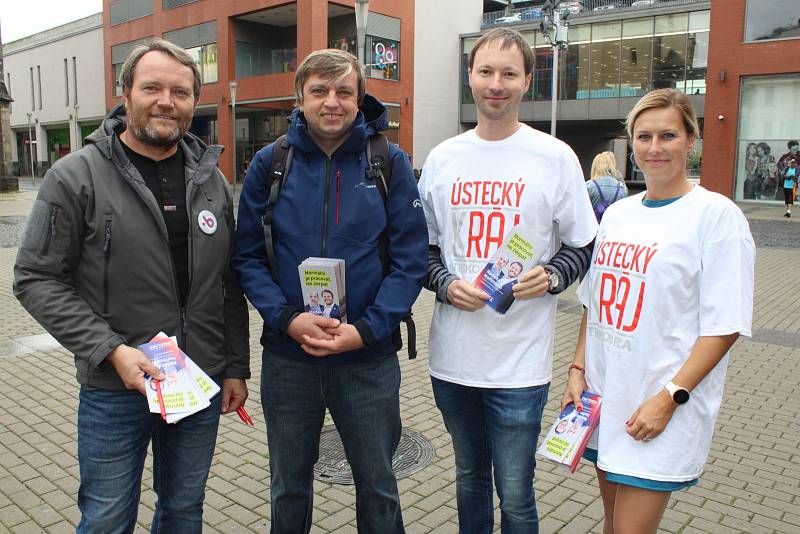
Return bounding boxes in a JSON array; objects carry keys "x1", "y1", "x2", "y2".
[
  {"x1": 446, "y1": 265, "x2": 551, "y2": 311},
  {"x1": 288, "y1": 312, "x2": 364, "y2": 357}
]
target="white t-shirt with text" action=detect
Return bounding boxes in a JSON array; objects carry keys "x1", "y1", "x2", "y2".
[
  {"x1": 419, "y1": 125, "x2": 597, "y2": 388},
  {"x1": 577, "y1": 186, "x2": 755, "y2": 481}
]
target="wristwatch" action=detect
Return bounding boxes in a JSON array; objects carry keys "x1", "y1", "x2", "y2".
[
  {"x1": 665, "y1": 381, "x2": 690, "y2": 405},
  {"x1": 545, "y1": 268, "x2": 560, "y2": 292}
]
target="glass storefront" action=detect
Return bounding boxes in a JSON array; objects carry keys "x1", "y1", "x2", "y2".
[
  {"x1": 735, "y1": 76, "x2": 800, "y2": 201},
  {"x1": 460, "y1": 10, "x2": 710, "y2": 104},
  {"x1": 366, "y1": 36, "x2": 399, "y2": 81}
]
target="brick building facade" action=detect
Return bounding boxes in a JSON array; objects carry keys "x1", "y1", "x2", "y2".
[
  {"x1": 103, "y1": 0, "x2": 414, "y2": 183},
  {"x1": 704, "y1": 0, "x2": 800, "y2": 200}
]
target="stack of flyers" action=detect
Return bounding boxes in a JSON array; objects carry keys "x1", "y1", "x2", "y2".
[
  {"x1": 298, "y1": 257, "x2": 347, "y2": 322},
  {"x1": 139, "y1": 332, "x2": 220, "y2": 424},
  {"x1": 536, "y1": 391, "x2": 602, "y2": 473},
  {"x1": 473, "y1": 227, "x2": 549, "y2": 314}
]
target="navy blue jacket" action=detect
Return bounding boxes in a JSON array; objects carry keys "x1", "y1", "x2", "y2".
[{"x1": 233, "y1": 95, "x2": 428, "y2": 365}]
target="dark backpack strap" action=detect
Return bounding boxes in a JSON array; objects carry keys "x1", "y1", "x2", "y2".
[
  {"x1": 365, "y1": 134, "x2": 416, "y2": 359},
  {"x1": 594, "y1": 181, "x2": 609, "y2": 206},
  {"x1": 263, "y1": 135, "x2": 293, "y2": 282},
  {"x1": 610, "y1": 181, "x2": 622, "y2": 203}
]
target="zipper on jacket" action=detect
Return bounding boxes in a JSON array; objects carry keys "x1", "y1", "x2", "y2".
[
  {"x1": 102, "y1": 215, "x2": 112, "y2": 314},
  {"x1": 335, "y1": 169, "x2": 342, "y2": 225},
  {"x1": 321, "y1": 157, "x2": 332, "y2": 256},
  {"x1": 180, "y1": 307, "x2": 187, "y2": 348},
  {"x1": 41, "y1": 206, "x2": 60, "y2": 256}
]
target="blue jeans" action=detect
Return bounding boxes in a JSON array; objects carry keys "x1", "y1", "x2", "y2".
[
  {"x1": 261, "y1": 351, "x2": 404, "y2": 534},
  {"x1": 77, "y1": 379, "x2": 222, "y2": 534},
  {"x1": 432, "y1": 376, "x2": 550, "y2": 534}
]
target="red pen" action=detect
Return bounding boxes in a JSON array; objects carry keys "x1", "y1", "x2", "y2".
[
  {"x1": 237, "y1": 406, "x2": 254, "y2": 426},
  {"x1": 154, "y1": 379, "x2": 167, "y2": 422}
]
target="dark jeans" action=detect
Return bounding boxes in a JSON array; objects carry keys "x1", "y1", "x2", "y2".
[
  {"x1": 262, "y1": 351, "x2": 405, "y2": 534},
  {"x1": 432, "y1": 376, "x2": 550, "y2": 534},
  {"x1": 77, "y1": 379, "x2": 222, "y2": 534}
]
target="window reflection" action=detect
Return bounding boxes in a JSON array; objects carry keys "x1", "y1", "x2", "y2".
[{"x1": 652, "y1": 34, "x2": 686, "y2": 91}]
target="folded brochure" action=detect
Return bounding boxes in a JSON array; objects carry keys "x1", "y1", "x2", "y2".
[
  {"x1": 473, "y1": 227, "x2": 548, "y2": 314},
  {"x1": 536, "y1": 391, "x2": 602, "y2": 472},
  {"x1": 139, "y1": 332, "x2": 220, "y2": 424}
]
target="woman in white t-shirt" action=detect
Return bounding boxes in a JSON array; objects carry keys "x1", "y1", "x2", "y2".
[{"x1": 561, "y1": 89, "x2": 755, "y2": 534}]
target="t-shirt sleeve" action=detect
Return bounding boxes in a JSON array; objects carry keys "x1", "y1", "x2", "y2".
[
  {"x1": 553, "y1": 152, "x2": 598, "y2": 247},
  {"x1": 576, "y1": 273, "x2": 592, "y2": 308},
  {"x1": 699, "y1": 204, "x2": 756, "y2": 338},
  {"x1": 419, "y1": 155, "x2": 441, "y2": 247}
]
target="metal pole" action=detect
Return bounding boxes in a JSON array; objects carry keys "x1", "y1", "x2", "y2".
[
  {"x1": 229, "y1": 81, "x2": 237, "y2": 198},
  {"x1": 26, "y1": 113, "x2": 35, "y2": 185},
  {"x1": 74, "y1": 104, "x2": 80, "y2": 150},
  {"x1": 355, "y1": 0, "x2": 370, "y2": 76},
  {"x1": 550, "y1": 10, "x2": 560, "y2": 137}
]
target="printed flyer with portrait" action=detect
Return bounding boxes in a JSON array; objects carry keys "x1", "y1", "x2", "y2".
[
  {"x1": 298, "y1": 257, "x2": 347, "y2": 322},
  {"x1": 139, "y1": 333, "x2": 220, "y2": 424},
  {"x1": 537, "y1": 391, "x2": 602, "y2": 473},
  {"x1": 473, "y1": 228, "x2": 548, "y2": 314}
]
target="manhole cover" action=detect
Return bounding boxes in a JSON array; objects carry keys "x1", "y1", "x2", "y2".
[{"x1": 314, "y1": 426, "x2": 435, "y2": 485}]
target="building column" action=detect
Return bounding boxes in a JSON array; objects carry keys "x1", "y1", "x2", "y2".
[{"x1": 296, "y1": 0, "x2": 328, "y2": 61}]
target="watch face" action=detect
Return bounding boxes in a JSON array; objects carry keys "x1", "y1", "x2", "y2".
[{"x1": 673, "y1": 389, "x2": 690, "y2": 404}]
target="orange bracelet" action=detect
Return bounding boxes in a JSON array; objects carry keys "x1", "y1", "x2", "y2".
[{"x1": 569, "y1": 363, "x2": 585, "y2": 373}]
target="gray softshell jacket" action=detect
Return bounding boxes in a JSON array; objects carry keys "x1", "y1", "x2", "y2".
[{"x1": 13, "y1": 105, "x2": 250, "y2": 390}]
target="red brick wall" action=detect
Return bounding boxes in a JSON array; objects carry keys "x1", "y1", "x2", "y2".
[
  {"x1": 104, "y1": 0, "x2": 415, "y2": 180},
  {"x1": 703, "y1": 0, "x2": 800, "y2": 197}
]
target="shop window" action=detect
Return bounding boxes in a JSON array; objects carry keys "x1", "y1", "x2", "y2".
[
  {"x1": 745, "y1": 0, "x2": 800, "y2": 41},
  {"x1": 234, "y1": 10, "x2": 297, "y2": 78},
  {"x1": 187, "y1": 43, "x2": 218, "y2": 84},
  {"x1": 652, "y1": 34, "x2": 686, "y2": 91},
  {"x1": 735, "y1": 76, "x2": 800, "y2": 201},
  {"x1": 589, "y1": 22, "x2": 621, "y2": 99},
  {"x1": 366, "y1": 36, "x2": 399, "y2": 81},
  {"x1": 114, "y1": 63, "x2": 123, "y2": 96},
  {"x1": 620, "y1": 37, "x2": 652, "y2": 98},
  {"x1": 685, "y1": 32, "x2": 708, "y2": 95},
  {"x1": 461, "y1": 37, "x2": 477, "y2": 105},
  {"x1": 329, "y1": 37, "x2": 357, "y2": 56}
]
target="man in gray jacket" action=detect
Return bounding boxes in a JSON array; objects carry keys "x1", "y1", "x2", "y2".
[{"x1": 13, "y1": 40, "x2": 249, "y2": 533}]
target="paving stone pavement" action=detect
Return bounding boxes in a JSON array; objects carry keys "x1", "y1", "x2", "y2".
[{"x1": 1, "y1": 187, "x2": 799, "y2": 533}]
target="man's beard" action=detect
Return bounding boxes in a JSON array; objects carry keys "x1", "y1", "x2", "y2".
[{"x1": 128, "y1": 118, "x2": 187, "y2": 149}]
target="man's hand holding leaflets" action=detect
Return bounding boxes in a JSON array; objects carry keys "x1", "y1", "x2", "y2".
[
  {"x1": 451, "y1": 227, "x2": 550, "y2": 314},
  {"x1": 106, "y1": 344, "x2": 165, "y2": 395}
]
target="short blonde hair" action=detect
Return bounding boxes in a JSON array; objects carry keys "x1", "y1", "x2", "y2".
[
  {"x1": 294, "y1": 49, "x2": 365, "y2": 105},
  {"x1": 591, "y1": 151, "x2": 620, "y2": 180},
  {"x1": 625, "y1": 89, "x2": 700, "y2": 141}
]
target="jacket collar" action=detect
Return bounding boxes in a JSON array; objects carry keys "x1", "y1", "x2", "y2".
[{"x1": 86, "y1": 103, "x2": 223, "y2": 186}]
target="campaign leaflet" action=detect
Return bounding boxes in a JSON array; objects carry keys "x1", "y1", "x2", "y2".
[
  {"x1": 139, "y1": 333, "x2": 216, "y2": 424},
  {"x1": 473, "y1": 228, "x2": 548, "y2": 314},
  {"x1": 298, "y1": 257, "x2": 347, "y2": 322},
  {"x1": 536, "y1": 391, "x2": 602, "y2": 473}
]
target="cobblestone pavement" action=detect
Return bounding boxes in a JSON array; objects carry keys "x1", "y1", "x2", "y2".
[{"x1": 1, "y1": 187, "x2": 799, "y2": 533}]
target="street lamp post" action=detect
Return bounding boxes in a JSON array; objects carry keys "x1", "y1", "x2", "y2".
[
  {"x1": 26, "y1": 112, "x2": 35, "y2": 185},
  {"x1": 541, "y1": 1, "x2": 569, "y2": 137},
  {"x1": 354, "y1": 0, "x2": 370, "y2": 73},
  {"x1": 229, "y1": 81, "x2": 237, "y2": 198}
]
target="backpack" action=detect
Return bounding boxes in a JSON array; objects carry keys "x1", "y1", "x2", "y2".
[
  {"x1": 262, "y1": 133, "x2": 417, "y2": 359},
  {"x1": 593, "y1": 180, "x2": 625, "y2": 222}
]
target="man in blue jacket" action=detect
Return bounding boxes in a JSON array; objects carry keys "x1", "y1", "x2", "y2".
[{"x1": 233, "y1": 49, "x2": 427, "y2": 533}]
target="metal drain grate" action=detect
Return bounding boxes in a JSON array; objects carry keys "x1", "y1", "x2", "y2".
[{"x1": 314, "y1": 426, "x2": 435, "y2": 485}]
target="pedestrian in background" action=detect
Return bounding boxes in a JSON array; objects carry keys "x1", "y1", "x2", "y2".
[
  {"x1": 562, "y1": 88, "x2": 755, "y2": 534},
  {"x1": 782, "y1": 157, "x2": 798, "y2": 217},
  {"x1": 586, "y1": 151, "x2": 628, "y2": 222}
]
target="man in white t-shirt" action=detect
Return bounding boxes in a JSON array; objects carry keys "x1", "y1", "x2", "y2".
[{"x1": 418, "y1": 27, "x2": 597, "y2": 533}]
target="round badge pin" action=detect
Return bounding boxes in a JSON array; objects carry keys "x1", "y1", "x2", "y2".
[{"x1": 198, "y1": 210, "x2": 217, "y2": 235}]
